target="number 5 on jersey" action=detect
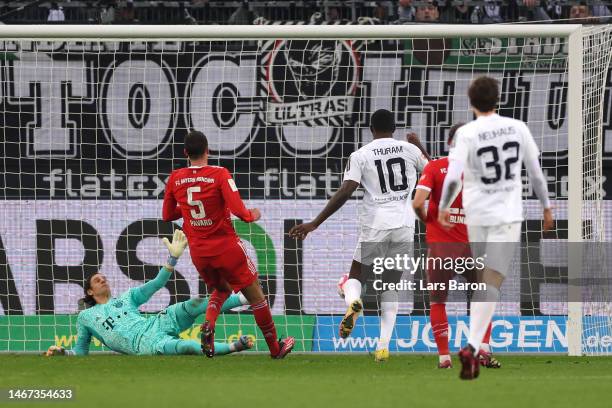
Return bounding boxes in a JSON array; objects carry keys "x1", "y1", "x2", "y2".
[{"x1": 187, "y1": 186, "x2": 206, "y2": 219}]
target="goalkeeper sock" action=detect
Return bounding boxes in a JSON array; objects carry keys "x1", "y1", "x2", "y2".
[
  {"x1": 344, "y1": 278, "x2": 362, "y2": 306},
  {"x1": 252, "y1": 299, "x2": 280, "y2": 356},
  {"x1": 481, "y1": 322, "x2": 493, "y2": 353},
  {"x1": 378, "y1": 291, "x2": 398, "y2": 351},
  {"x1": 468, "y1": 286, "x2": 500, "y2": 352},
  {"x1": 430, "y1": 303, "x2": 450, "y2": 356},
  {"x1": 205, "y1": 290, "x2": 231, "y2": 328}
]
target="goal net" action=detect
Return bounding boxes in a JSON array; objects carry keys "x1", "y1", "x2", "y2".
[{"x1": 0, "y1": 24, "x2": 610, "y2": 355}]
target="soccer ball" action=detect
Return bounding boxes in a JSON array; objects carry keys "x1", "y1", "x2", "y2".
[{"x1": 337, "y1": 273, "x2": 349, "y2": 299}]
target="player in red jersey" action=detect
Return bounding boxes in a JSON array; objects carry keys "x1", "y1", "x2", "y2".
[
  {"x1": 162, "y1": 131, "x2": 295, "y2": 359},
  {"x1": 413, "y1": 123, "x2": 500, "y2": 369}
]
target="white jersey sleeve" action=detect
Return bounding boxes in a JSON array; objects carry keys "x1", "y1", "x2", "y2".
[
  {"x1": 448, "y1": 128, "x2": 471, "y2": 164},
  {"x1": 343, "y1": 152, "x2": 363, "y2": 184}
]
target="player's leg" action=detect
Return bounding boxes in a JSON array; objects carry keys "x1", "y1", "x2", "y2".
[
  {"x1": 227, "y1": 241, "x2": 294, "y2": 359},
  {"x1": 161, "y1": 337, "x2": 253, "y2": 356},
  {"x1": 478, "y1": 323, "x2": 501, "y2": 368},
  {"x1": 460, "y1": 223, "x2": 519, "y2": 379},
  {"x1": 163, "y1": 293, "x2": 249, "y2": 335},
  {"x1": 339, "y1": 260, "x2": 366, "y2": 339},
  {"x1": 200, "y1": 280, "x2": 233, "y2": 357}
]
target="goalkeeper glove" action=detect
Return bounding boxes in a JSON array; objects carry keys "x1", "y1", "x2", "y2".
[{"x1": 162, "y1": 229, "x2": 189, "y2": 261}]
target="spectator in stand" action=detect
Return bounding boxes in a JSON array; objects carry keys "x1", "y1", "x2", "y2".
[
  {"x1": 100, "y1": 1, "x2": 117, "y2": 24},
  {"x1": 118, "y1": 0, "x2": 137, "y2": 24},
  {"x1": 180, "y1": 2, "x2": 198, "y2": 24},
  {"x1": 517, "y1": 0, "x2": 552, "y2": 22},
  {"x1": 440, "y1": 0, "x2": 471, "y2": 23},
  {"x1": 569, "y1": 3, "x2": 596, "y2": 23},
  {"x1": 48, "y1": 2, "x2": 65, "y2": 22},
  {"x1": 591, "y1": 2, "x2": 611, "y2": 23},
  {"x1": 327, "y1": 6, "x2": 340, "y2": 22},
  {"x1": 415, "y1": 0, "x2": 440, "y2": 22},
  {"x1": 472, "y1": 0, "x2": 504, "y2": 23},
  {"x1": 373, "y1": 1, "x2": 390, "y2": 22},
  {"x1": 228, "y1": 1, "x2": 256, "y2": 24},
  {"x1": 397, "y1": 0, "x2": 415, "y2": 22}
]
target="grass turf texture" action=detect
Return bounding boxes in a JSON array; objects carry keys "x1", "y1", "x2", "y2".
[{"x1": 2, "y1": 355, "x2": 611, "y2": 408}]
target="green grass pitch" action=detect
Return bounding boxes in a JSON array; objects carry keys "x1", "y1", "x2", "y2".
[{"x1": 2, "y1": 355, "x2": 612, "y2": 408}]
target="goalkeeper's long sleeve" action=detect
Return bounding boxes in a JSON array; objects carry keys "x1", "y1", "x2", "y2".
[
  {"x1": 130, "y1": 267, "x2": 173, "y2": 306},
  {"x1": 65, "y1": 315, "x2": 93, "y2": 356}
]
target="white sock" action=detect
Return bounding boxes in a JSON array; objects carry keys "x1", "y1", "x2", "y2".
[
  {"x1": 344, "y1": 279, "x2": 362, "y2": 306},
  {"x1": 480, "y1": 343, "x2": 491, "y2": 353},
  {"x1": 377, "y1": 291, "x2": 398, "y2": 351},
  {"x1": 439, "y1": 354, "x2": 451, "y2": 363},
  {"x1": 468, "y1": 286, "x2": 500, "y2": 352}
]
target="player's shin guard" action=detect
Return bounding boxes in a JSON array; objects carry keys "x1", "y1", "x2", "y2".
[
  {"x1": 467, "y1": 286, "x2": 500, "y2": 352},
  {"x1": 204, "y1": 290, "x2": 231, "y2": 329},
  {"x1": 430, "y1": 303, "x2": 450, "y2": 356},
  {"x1": 378, "y1": 290, "x2": 398, "y2": 351},
  {"x1": 251, "y1": 299, "x2": 280, "y2": 356}
]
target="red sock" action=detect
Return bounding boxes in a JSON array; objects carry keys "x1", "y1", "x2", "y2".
[
  {"x1": 252, "y1": 299, "x2": 280, "y2": 356},
  {"x1": 205, "y1": 290, "x2": 231, "y2": 329},
  {"x1": 430, "y1": 303, "x2": 450, "y2": 356},
  {"x1": 482, "y1": 321, "x2": 492, "y2": 345}
]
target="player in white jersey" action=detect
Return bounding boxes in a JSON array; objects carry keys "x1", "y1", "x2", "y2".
[
  {"x1": 290, "y1": 109, "x2": 429, "y2": 362},
  {"x1": 438, "y1": 76, "x2": 553, "y2": 380}
]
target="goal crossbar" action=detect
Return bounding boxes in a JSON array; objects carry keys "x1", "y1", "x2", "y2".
[{"x1": 0, "y1": 24, "x2": 583, "y2": 40}]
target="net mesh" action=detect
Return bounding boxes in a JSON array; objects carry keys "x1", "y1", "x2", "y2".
[{"x1": 0, "y1": 26, "x2": 610, "y2": 354}]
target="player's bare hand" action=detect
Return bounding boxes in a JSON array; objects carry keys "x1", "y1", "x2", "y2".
[
  {"x1": 437, "y1": 209, "x2": 453, "y2": 229},
  {"x1": 406, "y1": 132, "x2": 420, "y2": 145},
  {"x1": 289, "y1": 222, "x2": 317, "y2": 240},
  {"x1": 249, "y1": 208, "x2": 261, "y2": 222},
  {"x1": 543, "y1": 208, "x2": 554, "y2": 232},
  {"x1": 45, "y1": 346, "x2": 66, "y2": 357},
  {"x1": 162, "y1": 229, "x2": 188, "y2": 258}
]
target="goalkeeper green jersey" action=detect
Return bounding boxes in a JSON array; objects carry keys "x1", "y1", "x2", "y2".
[{"x1": 71, "y1": 267, "x2": 174, "y2": 355}]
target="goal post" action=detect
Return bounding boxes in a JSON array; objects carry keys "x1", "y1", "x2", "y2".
[{"x1": 0, "y1": 24, "x2": 609, "y2": 356}]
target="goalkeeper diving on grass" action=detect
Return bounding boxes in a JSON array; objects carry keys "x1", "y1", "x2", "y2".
[{"x1": 45, "y1": 229, "x2": 252, "y2": 357}]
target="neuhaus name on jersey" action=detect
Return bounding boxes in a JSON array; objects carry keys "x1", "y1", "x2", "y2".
[{"x1": 478, "y1": 125, "x2": 516, "y2": 141}]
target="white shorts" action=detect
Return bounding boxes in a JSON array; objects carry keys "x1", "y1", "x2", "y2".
[
  {"x1": 468, "y1": 222, "x2": 521, "y2": 277},
  {"x1": 353, "y1": 225, "x2": 415, "y2": 267}
]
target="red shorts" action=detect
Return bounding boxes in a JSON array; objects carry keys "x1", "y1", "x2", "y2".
[
  {"x1": 191, "y1": 240, "x2": 258, "y2": 292},
  {"x1": 426, "y1": 242, "x2": 473, "y2": 301}
]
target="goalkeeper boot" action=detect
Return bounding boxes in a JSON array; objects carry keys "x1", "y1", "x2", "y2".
[
  {"x1": 478, "y1": 350, "x2": 502, "y2": 368},
  {"x1": 458, "y1": 344, "x2": 480, "y2": 380},
  {"x1": 272, "y1": 336, "x2": 296, "y2": 359},
  {"x1": 233, "y1": 335, "x2": 254, "y2": 352},
  {"x1": 339, "y1": 299, "x2": 363, "y2": 339},
  {"x1": 374, "y1": 348, "x2": 389, "y2": 362},
  {"x1": 200, "y1": 320, "x2": 215, "y2": 358}
]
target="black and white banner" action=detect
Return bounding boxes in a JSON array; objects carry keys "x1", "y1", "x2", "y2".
[{"x1": 0, "y1": 39, "x2": 610, "y2": 200}]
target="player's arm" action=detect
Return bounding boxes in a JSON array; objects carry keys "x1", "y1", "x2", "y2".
[
  {"x1": 130, "y1": 229, "x2": 189, "y2": 306},
  {"x1": 46, "y1": 315, "x2": 92, "y2": 356},
  {"x1": 522, "y1": 124, "x2": 553, "y2": 231},
  {"x1": 220, "y1": 169, "x2": 261, "y2": 223},
  {"x1": 162, "y1": 173, "x2": 182, "y2": 222},
  {"x1": 413, "y1": 161, "x2": 435, "y2": 223},
  {"x1": 406, "y1": 132, "x2": 432, "y2": 162},
  {"x1": 289, "y1": 180, "x2": 360, "y2": 240},
  {"x1": 438, "y1": 133, "x2": 468, "y2": 228},
  {"x1": 289, "y1": 152, "x2": 362, "y2": 240}
]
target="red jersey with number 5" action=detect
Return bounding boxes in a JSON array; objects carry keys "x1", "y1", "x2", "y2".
[
  {"x1": 162, "y1": 165, "x2": 255, "y2": 256},
  {"x1": 415, "y1": 157, "x2": 468, "y2": 243}
]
